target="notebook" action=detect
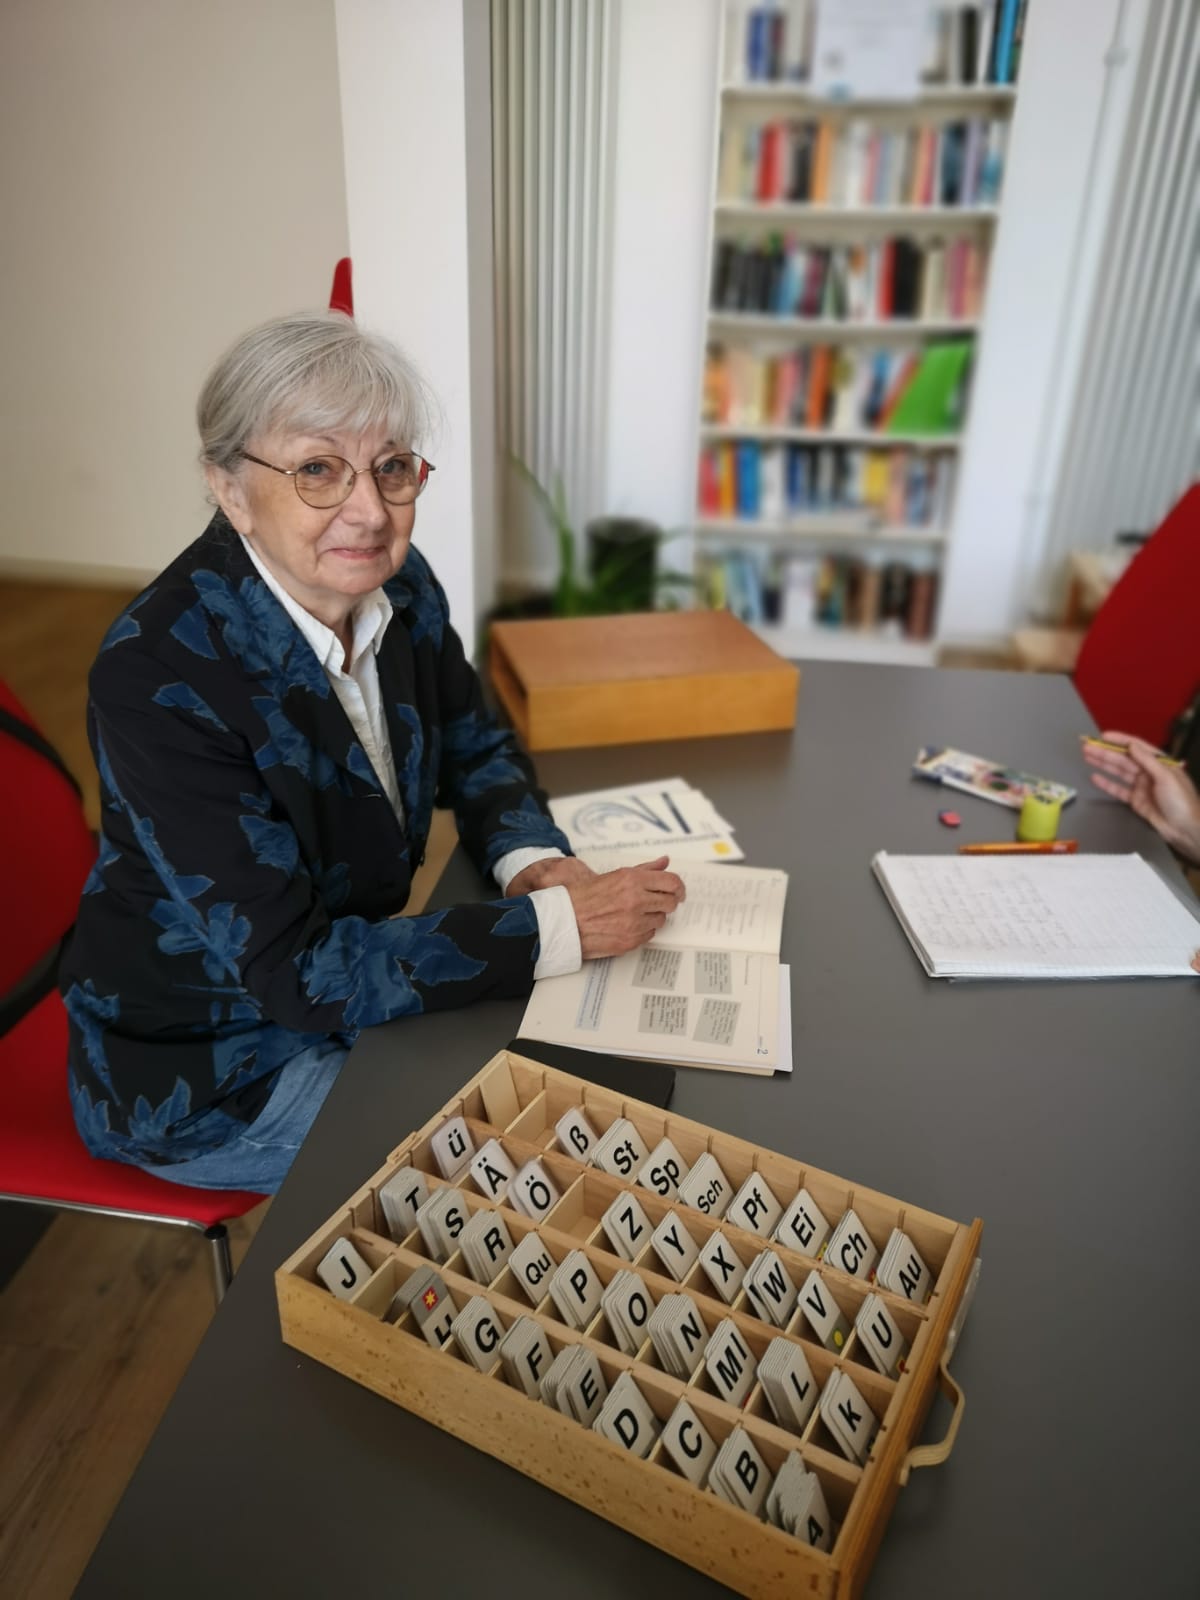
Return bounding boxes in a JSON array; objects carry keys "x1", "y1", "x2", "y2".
[{"x1": 872, "y1": 852, "x2": 1200, "y2": 979}]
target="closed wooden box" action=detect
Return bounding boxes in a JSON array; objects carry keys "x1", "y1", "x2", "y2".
[
  {"x1": 488, "y1": 611, "x2": 800, "y2": 750},
  {"x1": 277, "y1": 1051, "x2": 981, "y2": 1598}
]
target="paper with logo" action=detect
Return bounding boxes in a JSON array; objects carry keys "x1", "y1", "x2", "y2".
[{"x1": 550, "y1": 777, "x2": 744, "y2": 867}]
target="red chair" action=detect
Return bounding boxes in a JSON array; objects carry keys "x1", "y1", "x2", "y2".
[
  {"x1": 1073, "y1": 483, "x2": 1200, "y2": 747},
  {"x1": 0, "y1": 682, "x2": 263, "y2": 1303},
  {"x1": 0, "y1": 995, "x2": 263, "y2": 1299},
  {"x1": 329, "y1": 256, "x2": 353, "y2": 316},
  {"x1": 0, "y1": 679, "x2": 97, "y2": 1011}
]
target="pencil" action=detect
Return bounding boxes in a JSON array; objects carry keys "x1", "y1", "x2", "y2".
[
  {"x1": 1079, "y1": 735, "x2": 1182, "y2": 767},
  {"x1": 958, "y1": 841, "x2": 1079, "y2": 855}
]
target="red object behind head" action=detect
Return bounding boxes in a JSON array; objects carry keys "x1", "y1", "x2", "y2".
[
  {"x1": 329, "y1": 257, "x2": 354, "y2": 317},
  {"x1": 1073, "y1": 484, "x2": 1200, "y2": 747}
]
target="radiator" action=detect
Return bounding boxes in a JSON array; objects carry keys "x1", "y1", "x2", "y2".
[{"x1": 492, "y1": 0, "x2": 618, "y2": 594}]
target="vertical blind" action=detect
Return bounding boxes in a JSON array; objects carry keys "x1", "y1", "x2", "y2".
[
  {"x1": 1033, "y1": 0, "x2": 1199, "y2": 612},
  {"x1": 491, "y1": 0, "x2": 617, "y2": 592}
]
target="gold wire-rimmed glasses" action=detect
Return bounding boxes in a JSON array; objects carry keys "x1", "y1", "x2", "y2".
[{"x1": 239, "y1": 449, "x2": 435, "y2": 508}]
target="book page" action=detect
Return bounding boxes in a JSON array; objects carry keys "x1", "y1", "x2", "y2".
[
  {"x1": 519, "y1": 946, "x2": 780, "y2": 1070},
  {"x1": 873, "y1": 852, "x2": 1200, "y2": 977},
  {"x1": 652, "y1": 864, "x2": 788, "y2": 956},
  {"x1": 604, "y1": 960, "x2": 793, "y2": 1075}
]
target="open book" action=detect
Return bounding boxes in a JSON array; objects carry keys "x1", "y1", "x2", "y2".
[
  {"x1": 873, "y1": 851, "x2": 1200, "y2": 979},
  {"x1": 519, "y1": 864, "x2": 789, "y2": 1073}
]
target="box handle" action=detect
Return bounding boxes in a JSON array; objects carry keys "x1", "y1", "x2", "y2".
[{"x1": 898, "y1": 1361, "x2": 964, "y2": 1485}]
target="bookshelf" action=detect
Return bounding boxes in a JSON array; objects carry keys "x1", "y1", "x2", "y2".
[
  {"x1": 696, "y1": 515, "x2": 947, "y2": 546},
  {"x1": 708, "y1": 313, "x2": 980, "y2": 338},
  {"x1": 701, "y1": 425, "x2": 962, "y2": 449},
  {"x1": 714, "y1": 201, "x2": 1000, "y2": 225},
  {"x1": 720, "y1": 82, "x2": 1017, "y2": 109},
  {"x1": 692, "y1": 1, "x2": 1027, "y2": 662}
]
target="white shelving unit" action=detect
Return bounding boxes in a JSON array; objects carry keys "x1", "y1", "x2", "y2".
[
  {"x1": 714, "y1": 201, "x2": 1000, "y2": 226},
  {"x1": 749, "y1": 624, "x2": 939, "y2": 666},
  {"x1": 693, "y1": 3, "x2": 1024, "y2": 664},
  {"x1": 696, "y1": 515, "x2": 947, "y2": 546},
  {"x1": 701, "y1": 424, "x2": 963, "y2": 449},
  {"x1": 720, "y1": 82, "x2": 1017, "y2": 109},
  {"x1": 708, "y1": 312, "x2": 980, "y2": 339}
]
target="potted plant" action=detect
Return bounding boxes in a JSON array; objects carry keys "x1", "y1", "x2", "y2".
[{"x1": 508, "y1": 458, "x2": 695, "y2": 619}]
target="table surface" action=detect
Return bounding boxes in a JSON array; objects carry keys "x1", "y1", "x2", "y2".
[{"x1": 76, "y1": 664, "x2": 1200, "y2": 1600}]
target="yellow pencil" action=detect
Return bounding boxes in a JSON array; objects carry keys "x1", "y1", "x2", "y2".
[{"x1": 1079, "y1": 735, "x2": 1182, "y2": 767}]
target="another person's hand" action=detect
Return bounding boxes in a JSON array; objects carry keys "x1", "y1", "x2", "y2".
[
  {"x1": 1083, "y1": 729, "x2": 1200, "y2": 864},
  {"x1": 559, "y1": 854, "x2": 686, "y2": 960}
]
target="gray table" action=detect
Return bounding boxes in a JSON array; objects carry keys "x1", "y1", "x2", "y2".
[{"x1": 76, "y1": 665, "x2": 1200, "y2": 1599}]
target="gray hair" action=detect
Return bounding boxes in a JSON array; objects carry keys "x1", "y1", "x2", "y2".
[{"x1": 197, "y1": 310, "x2": 434, "y2": 470}]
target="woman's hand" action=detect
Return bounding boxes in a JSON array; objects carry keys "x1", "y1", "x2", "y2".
[
  {"x1": 567, "y1": 855, "x2": 686, "y2": 959},
  {"x1": 1083, "y1": 730, "x2": 1200, "y2": 864},
  {"x1": 506, "y1": 853, "x2": 686, "y2": 957}
]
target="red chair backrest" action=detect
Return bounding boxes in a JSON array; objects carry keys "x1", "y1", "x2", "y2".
[
  {"x1": 329, "y1": 257, "x2": 353, "y2": 317},
  {"x1": 0, "y1": 682, "x2": 97, "y2": 995},
  {"x1": 1073, "y1": 483, "x2": 1200, "y2": 747}
]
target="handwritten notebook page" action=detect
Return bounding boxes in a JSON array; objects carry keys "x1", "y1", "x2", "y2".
[{"x1": 872, "y1": 853, "x2": 1200, "y2": 979}]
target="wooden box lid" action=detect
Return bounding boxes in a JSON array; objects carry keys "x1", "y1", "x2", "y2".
[{"x1": 488, "y1": 610, "x2": 799, "y2": 750}]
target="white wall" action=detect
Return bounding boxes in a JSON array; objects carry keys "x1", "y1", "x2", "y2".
[
  {"x1": 0, "y1": 0, "x2": 349, "y2": 580},
  {"x1": 939, "y1": 0, "x2": 1151, "y2": 643},
  {"x1": 335, "y1": 0, "x2": 495, "y2": 641},
  {"x1": 603, "y1": 0, "x2": 721, "y2": 535}
]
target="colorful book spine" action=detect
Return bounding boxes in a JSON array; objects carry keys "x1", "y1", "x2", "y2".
[
  {"x1": 736, "y1": 441, "x2": 761, "y2": 516},
  {"x1": 993, "y1": 0, "x2": 1020, "y2": 84},
  {"x1": 811, "y1": 122, "x2": 834, "y2": 203},
  {"x1": 717, "y1": 444, "x2": 737, "y2": 517}
]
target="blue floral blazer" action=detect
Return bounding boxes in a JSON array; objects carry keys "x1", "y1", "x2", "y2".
[{"x1": 61, "y1": 514, "x2": 569, "y2": 1168}]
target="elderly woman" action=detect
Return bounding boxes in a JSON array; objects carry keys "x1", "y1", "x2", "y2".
[{"x1": 61, "y1": 311, "x2": 683, "y2": 1193}]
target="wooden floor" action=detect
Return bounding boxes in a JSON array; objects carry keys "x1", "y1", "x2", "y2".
[{"x1": 0, "y1": 578, "x2": 458, "y2": 1599}]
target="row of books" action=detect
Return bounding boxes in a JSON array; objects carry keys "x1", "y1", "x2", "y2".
[
  {"x1": 703, "y1": 342, "x2": 972, "y2": 436},
  {"x1": 731, "y1": 1, "x2": 1028, "y2": 89},
  {"x1": 925, "y1": 1, "x2": 1029, "y2": 87},
  {"x1": 698, "y1": 442, "x2": 956, "y2": 529},
  {"x1": 720, "y1": 117, "x2": 1008, "y2": 209},
  {"x1": 712, "y1": 236, "x2": 987, "y2": 322},
  {"x1": 700, "y1": 547, "x2": 940, "y2": 640}
]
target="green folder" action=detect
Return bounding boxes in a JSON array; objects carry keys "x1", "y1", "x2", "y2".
[{"x1": 885, "y1": 340, "x2": 973, "y2": 436}]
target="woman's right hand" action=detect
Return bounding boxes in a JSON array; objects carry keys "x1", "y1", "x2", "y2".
[
  {"x1": 1083, "y1": 729, "x2": 1200, "y2": 864},
  {"x1": 564, "y1": 855, "x2": 686, "y2": 959}
]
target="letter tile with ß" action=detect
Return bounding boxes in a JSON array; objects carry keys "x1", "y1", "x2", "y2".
[{"x1": 278, "y1": 1049, "x2": 982, "y2": 1599}]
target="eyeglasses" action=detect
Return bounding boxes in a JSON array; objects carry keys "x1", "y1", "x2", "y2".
[{"x1": 238, "y1": 448, "x2": 435, "y2": 508}]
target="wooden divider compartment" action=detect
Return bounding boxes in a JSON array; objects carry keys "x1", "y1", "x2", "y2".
[{"x1": 278, "y1": 1050, "x2": 983, "y2": 1599}]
